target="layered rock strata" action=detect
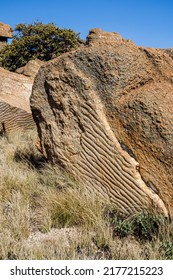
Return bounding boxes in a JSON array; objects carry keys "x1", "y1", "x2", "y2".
[
  {"x1": 0, "y1": 67, "x2": 33, "y2": 112},
  {"x1": 0, "y1": 67, "x2": 36, "y2": 133}
]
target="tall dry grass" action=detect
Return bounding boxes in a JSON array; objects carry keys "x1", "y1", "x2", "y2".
[{"x1": 0, "y1": 130, "x2": 172, "y2": 260}]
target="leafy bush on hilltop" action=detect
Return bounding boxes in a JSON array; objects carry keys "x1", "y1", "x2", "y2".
[{"x1": 0, "y1": 22, "x2": 82, "y2": 71}]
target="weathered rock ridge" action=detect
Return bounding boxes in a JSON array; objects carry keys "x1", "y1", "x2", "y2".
[{"x1": 31, "y1": 29, "x2": 173, "y2": 216}]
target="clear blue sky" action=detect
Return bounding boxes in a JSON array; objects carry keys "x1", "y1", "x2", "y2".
[{"x1": 1, "y1": 0, "x2": 173, "y2": 48}]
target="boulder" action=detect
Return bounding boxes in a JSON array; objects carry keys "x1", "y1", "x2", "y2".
[
  {"x1": 31, "y1": 29, "x2": 173, "y2": 216},
  {"x1": 15, "y1": 59, "x2": 45, "y2": 78},
  {"x1": 0, "y1": 67, "x2": 35, "y2": 134},
  {"x1": 0, "y1": 67, "x2": 33, "y2": 112},
  {"x1": 0, "y1": 22, "x2": 13, "y2": 38},
  {"x1": 0, "y1": 22, "x2": 13, "y2": 49}
]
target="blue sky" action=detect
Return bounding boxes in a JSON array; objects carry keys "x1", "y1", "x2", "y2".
[{"x1": 1, "y1": 0, "x2": 173, "y2": 48}]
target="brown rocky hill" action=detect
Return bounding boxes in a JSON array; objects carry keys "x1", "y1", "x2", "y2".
[{"x1": 30, "y1": 29, "x2": 173, "y2": 216}]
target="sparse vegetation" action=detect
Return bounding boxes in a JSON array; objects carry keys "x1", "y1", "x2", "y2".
[{"x1": 0, "y1": 131, "x2": 173, "y2": 260}]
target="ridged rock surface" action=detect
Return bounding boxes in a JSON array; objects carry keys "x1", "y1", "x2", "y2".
[
  {"x1": 0, "y1": 67, "x2": 36, "y2": 134},
  {"x1": 0, "y1": 67, "x2": 33, "y2": 112},
  {"x1": 31, "y1": 29, "x2": 173, "y2": 216}
]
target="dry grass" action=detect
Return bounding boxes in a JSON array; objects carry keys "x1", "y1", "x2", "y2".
[{"x1": 0, "y1": 130, "x2": 173, "y2": 260}]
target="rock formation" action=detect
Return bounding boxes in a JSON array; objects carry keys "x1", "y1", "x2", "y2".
[
  {"x1": 30, "y1": 29, "x2": 173, "y2": 216},
  {"x1": 15, "y1": 59, "x2": 45, "y2": 78},
  {"x1": 0, "y1": 22, "x2": 13, "y2": 49},
  {"x1": 0, "y1": 101, "x2": 35, "y2": 135},
  {"x1": 0, "y1": 66, "x2": 36, "y2": 134},
  {"x1": 0, "y1": 67, "x2": 33, "y2": 112},
  {"x1": 0, "y1": 59, "x2": 45, "y2": 134},
  {"x1": 164, "y1": 48, "x2": 173, "y2": 60}
]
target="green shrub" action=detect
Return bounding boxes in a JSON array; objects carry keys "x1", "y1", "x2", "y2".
[
  {"x1": 133, "y1": 212, "x2": 164, "y2": 240},
  {"x1": 110, "y1": 215, "x2": 134, "y2": 237},
  {"x1": 110, "y1": 211, "x2": 165, "y2": 240},
  {"x1": 0, "y1": 22, "x2": 82, "y2": 71},
  {"x1": 161, "y1": 241, "x2": 173, "y2": 260}
]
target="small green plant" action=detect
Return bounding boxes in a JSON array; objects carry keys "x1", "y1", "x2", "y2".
[
  {"x1": 161, "y1": 241, "x2": 173, "y2": 260},
  {"x1": 111, "y1": 216, "x2": 134, "y2": 237},
  {"x1": 133, "y1": 212, "x2": 164, "y2": 240},
  {"x1": 109, "y1": 210, "x2": 166, "y2": 241}
]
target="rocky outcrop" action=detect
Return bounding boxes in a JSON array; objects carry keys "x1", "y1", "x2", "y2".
[
  {"x1": 0, "y1": 22, "x2": 13, "y2": 49},
  {"x1": 164, "y1": 48, "x2": 173, "y2": 60},
  {"x1": 0, "y1": 60, "x2": 45, "y2": 134},
  {"x1": 15, "y1": 59, "x2": 45, "y2": 78},
  {"x1": 31, "y1": 29, "x2": 173, "y2": 216},
  {"x1": 0, "y1": 101, "x2": 35, "y2": 135},
  {"x1": 0, "y1": 67, "x2": 33, "y2": 112},
  {"x1": 0, "y1": 67, "x2": 36, "y2": 134},
  {"x1": 0, "y1": 22, "x2": 13, "y2": 38}
]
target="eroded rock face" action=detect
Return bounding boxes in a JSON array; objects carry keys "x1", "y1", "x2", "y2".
[
  {"x1": 31, "y1": 29, "x2": 173, "y2": 216},
  {"x1": 0, "y1": 67, "x2": 33, "y2": 112},
  {"x1": 0, "y1": 67, "x2": 35, "y2": 133},
  {"x1": 15, "y1": 59, "x2": 45, "y2": 78}
]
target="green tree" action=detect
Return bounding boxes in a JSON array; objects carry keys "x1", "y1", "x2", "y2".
[{"x1": 0, "y1": 22, "x2": 82, "y2": 71}]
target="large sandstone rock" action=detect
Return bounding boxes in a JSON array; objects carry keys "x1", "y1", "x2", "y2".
[
  {"x1": 0, "y1": 22, "x2": 13, "y2": 38},
  {"x1": 0, "y1": 67, "x2": 33, "y2": 112},
  {"x1": 15, "y1": 59, "x2": 45, "y2": 78},
  {"x1": 31, "y1": 29, "x2": 173, "y2": 216},
  {"x1": 0, "y1": 67, "x2": 35, "y2": 133}
]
